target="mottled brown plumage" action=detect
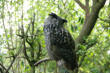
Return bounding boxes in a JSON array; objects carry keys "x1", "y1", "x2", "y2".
[{"x1": 43, "y1": 13, "x2": 77, "y2": 70}]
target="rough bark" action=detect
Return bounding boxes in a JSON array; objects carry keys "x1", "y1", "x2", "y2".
[{"x1": 76, "y1": 0, "x2": 106, "y2": 44}]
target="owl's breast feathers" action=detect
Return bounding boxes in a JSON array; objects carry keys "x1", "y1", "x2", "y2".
[{"x1": 44, "y1": 24, "x2": 75, "y2": 50}]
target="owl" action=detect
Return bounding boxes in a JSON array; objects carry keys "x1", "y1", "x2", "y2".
[{"x1": 43, "y1": 13, "x2": 77, "y2": 70}]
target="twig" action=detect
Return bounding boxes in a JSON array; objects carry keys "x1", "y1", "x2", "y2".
[
  {"x1": 0, "y1": 63, "x2": 7, "y2": 71},
  {"x1": 34, "y1": 58, "x2": 52, "y2": 66},
  {"x1": 5, "y1": 57, "x2": 16, "y2": 73},
  {"x1": 5, "y1": 42, "x2": 23, "y2": 73}
]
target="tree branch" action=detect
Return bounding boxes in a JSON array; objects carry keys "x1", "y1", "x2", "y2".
[
  {"x1": 23, "y1": 36, "x2": 31, "y2": 65},
  {"x1": 76, "y1": 0, "x2": 106, "y2": 44},
  {"x1": 0, "y1": 63, "x2": 7, "y2": 71},
  {"x1": 5, "y1": 57, "x2": 16, "y2": 73},
  {"x1": 21, "y1": 25, "x2": 31, "y2": 66},
  {"x1": 75, "y1": 0, "x2": 86, "y2": 11},
  {"x1": 85, "y1": 0, "x2": 89, "y2": 13},
  {"x1": 34, "y1": 58, "x2": 52, "y2": 66},
  {"x1": 36, "y1": 41, "x2": 42, "y2": 60},
  {"x1": 5, "y1": 42, "x2": 23, "y2": 73},
  {"x1": 75, "y1": 0, "x2": 90, "y2": 25}
]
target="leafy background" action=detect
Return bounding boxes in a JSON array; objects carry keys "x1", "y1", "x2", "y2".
[{"x1": 0, "y1": 0, "x2": 110, "y2": 73}]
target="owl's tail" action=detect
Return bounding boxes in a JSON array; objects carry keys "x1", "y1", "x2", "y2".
[
  {"x1": 63, "y1": 53, "x2": 78, "y2": 71},
  {"x1": 57, "y1": 56, "x2": 78, "y2": 71},
  {"x1": 64, "y1": 59, "x2": 78, "y2": 71}
]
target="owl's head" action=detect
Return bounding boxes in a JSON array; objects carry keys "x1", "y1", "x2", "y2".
[
  {"x1": 44, "y1": 13, "x2": 67, "y2": 26},
  {"x1": 49, "y1": 13, "x2": 67, "y2": 24}
]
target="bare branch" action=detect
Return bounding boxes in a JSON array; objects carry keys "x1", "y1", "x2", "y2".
[
  {"x1": 0, "y1": 63, "x2": 7, "y2": 71},
  {"x1": 30, "y1": 13, "x2": 36, "y2": 59},
  {"x1": 5, "y1": 57, "x2": 16, "y2": 73},
  {"x1": 34, "y1": 58, "x2": 52, "y2": 66},
  {"x1": 22, "y1": 32, "x2": 31, "y2": 65},
  {"x1": 20, "y1": 1, "x2": 32, "y2": 65},
  {"x1": 5, "y1": 42, "x2": 23, "y2": 73}
]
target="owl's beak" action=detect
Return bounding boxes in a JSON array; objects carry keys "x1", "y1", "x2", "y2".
[{"x1": 63, "y1": 19, "x2": 67, "y2": 23}]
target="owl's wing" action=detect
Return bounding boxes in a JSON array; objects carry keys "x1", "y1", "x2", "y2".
[{"x1": 54, "y1": 28, "x2": 75, "y2": 50}]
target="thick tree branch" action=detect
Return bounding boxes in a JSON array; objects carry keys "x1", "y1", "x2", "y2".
[
  {"x1": 75, "y1": 0, "x2": 90, "y2": 25},
  {"x1": 86, "y1": 0, "x2": 89, "y2": 7},
  {"x1": 76, "y1": 0, "x2": 106, "y2": 44},
  {"x1": 75, "y1": 1, "x2": 106, "y2": 72},
  {"x1": 84, "y1": 0, "x2": 90, "y2": 25},
  {"x1": 85, "y1": 0, "x2": 89, "y2": 14},
  {"x1": 75, "y1": 0, "x2": 86, "y2": 11}
]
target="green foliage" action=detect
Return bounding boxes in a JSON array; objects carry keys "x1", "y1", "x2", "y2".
[{"x1": 0, "y1": 0, "x2": 109, "y2": 73}]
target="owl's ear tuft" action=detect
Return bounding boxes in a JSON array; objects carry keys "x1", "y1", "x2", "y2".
[
  {"x1": 49, "y1": 13, "x2": 57, "y2": 18},
  {"x1": 49, "y1": 13, "x2": 56, "y2": 16}
]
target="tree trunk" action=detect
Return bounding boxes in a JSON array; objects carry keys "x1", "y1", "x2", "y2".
[{"x1": 30, "y1": 64, "x2": 35, "y2": 73}]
